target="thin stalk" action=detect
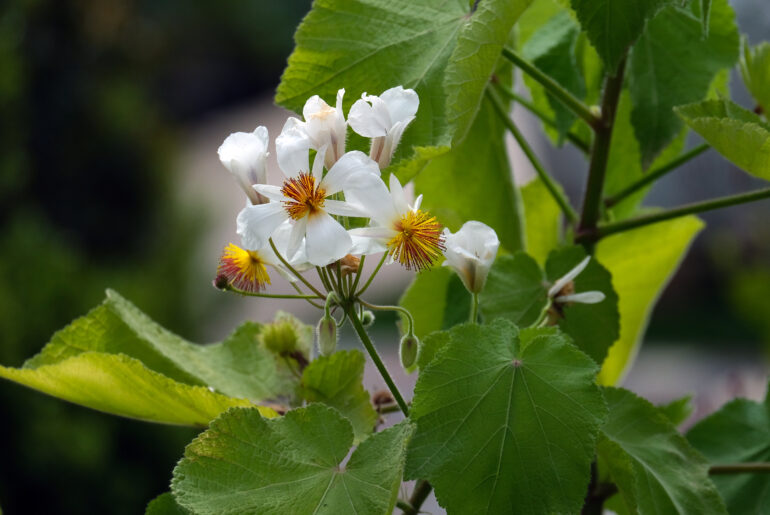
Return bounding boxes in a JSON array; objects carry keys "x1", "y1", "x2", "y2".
[
  {"x1": 494, "y1": 81, "x2": 591, "y2": 153},
  {"x1": 502, "y1": 47, "x2": 601, "y2": 130},
  {"x1": 221, "y1": 285, "x2": 320, "y2": 300},
  {"x1": 346, "y1": 305, "x2": 410, "y2": 416},
  {"x1": 356, "y1": 253, "x2": 388, "y2": 297},
  {"x1": 357, "y1": 300, "x2": 415, "y2": 334},
  {"x1": 604, "y1": 144, "x2": 710, "y2": 208},
  {"x1": 335, "y1": 261, "x2": 345, "y2": 297},
  {"x1": 709, "y1": 462, "x2": 770, "y2": 474},
  {"x1": 469, "y1": 293, "x2": 479, "y2": 324},
  {"x1": 351, "y1": 254, "x2": 366, "y2": 294},
  {"x1": 487, "y1": 88, "x2": 579, "y2": 223},
  {"x1": 290, "y1": 282, "x2": 324, "y2": 309},
  {"x1": 577, "y1": 186, "x2": 770, "y2": 243},
  {"x1": 400, "y1": 480, "x2": 433, "y2": 515},
  {"x1": 578, "y1": 57, "x2": 627, "y2": 240},
  {"x1": 316, "y1": 266, "x2": 334, "y2": 293},
  {"x1": 269, "y1": 238, "x2": 325, "y2": 298}
]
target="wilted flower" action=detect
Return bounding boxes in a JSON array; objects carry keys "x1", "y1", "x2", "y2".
[
  {"x1": 216, "y1": 244, "x2": 286, "y2": 293},
  {"x1": 442, "y1": 221, "x2": 500, "y2": 294},
  {"x1": 218, "y1": 126, "x2": 269, "y2": 204},
  {"x1": 548, "y1": 256, "x2": 605, "y2": 305}
]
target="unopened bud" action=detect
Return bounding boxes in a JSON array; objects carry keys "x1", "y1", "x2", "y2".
[
  {"x1": 361, "y1": 310, "x2": 375, "y2": 327},
  {"x1": 399, "y1": 333, "x2": 419, "y2": 369},
  {"x1": 213, "y1": 274, "x2": 229, "y2": 290},
  {"x1": 316, "y1": 316, "x2": 338, "y2": 356}
]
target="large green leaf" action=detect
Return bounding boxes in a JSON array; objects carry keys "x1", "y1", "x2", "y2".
[
  {"x1": 545, "y1": 246, "x2": 619, "y2": 365},
  {"x1": 479, "y1": 253, "x2": 549, "y2": 327},
  {"x1": 0, "y1": 290, "x2": 302, "y2": 425},
  {"x1": 570, "y1": 0, "x2": 675, "y2": 74},
  {"x1": 172, "y1": 405, "x2": 413, "y2": 515},
  {"x1": 628, "y1": 0, "x2": 739, "y2": 165},
  {"x1": 688, "y1": 388, "x2": 770, "y2": 514},
  {"x1": 399, "y1": 266, "x2": 470, "y2": 341},
  {"x1": 416, "y1": 95, "x2": 524, "y2": 252},
  {"x1": 598, "y1": 387, "x2": 727, "y2": 514},
  {"x1": 299, "y1": 350, "x2": 377, "y2": 444},
  {"x1": 405, "y1": 320, "x2": 607, "y2": 514},
  {"x1": 521, "y1": 177, "x2": 562, "y2": 265},
  {"x1": 146, "y1": 493, "x2": 191, "y2": 515},
  {"x1": 597, "y1": 216, "x2": 704, "y2": 384},
  {"x1": 675, "y1": 98, "x2": 770, "y2": 181},
  {"x1": 445, "y1": 0, "x2": 533, "y2": 142},
  {"x1": 741, "y1": 41, "x2": 770, "y2": 114}
]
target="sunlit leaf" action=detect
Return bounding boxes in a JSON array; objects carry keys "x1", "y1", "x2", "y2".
[
  {"x1": 521, "y1": 177, "x2": 562, "y2": 265},
  {"x1": 741, "y1": 40, "x2": 770, "y2": 114}
]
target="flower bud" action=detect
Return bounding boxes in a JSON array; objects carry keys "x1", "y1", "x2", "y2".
[
  {"x1": 213, "y1": 274, "x2": 229, "y2": 290},
  {"x1": 361, "y1": 310, "x2": 376, "y2": 327},
  {"x1": 399, "y1": 333, "x2": 419, "y2": 369},
  {"x1": 316, "y1": 315, "x2": 338, "y2": 356}
]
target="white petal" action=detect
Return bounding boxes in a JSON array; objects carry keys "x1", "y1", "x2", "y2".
[
  {"x1": 236, "y1": 202, "x2": 288, "y2": 250},
  {"x1": 389, "y1": 173, "x2": 409, "y2": 215},
  {"x1": 349, "y1": 226, "x2": 398, "y2": 241},
  {"x1": 556, "y1": 291, "x2": 606, "y2": 304},
  {"x1": 320, "y1": 150, "x2": 380, "y2": 194},
  {"x1": 312, "y1": 145, "x2": 327, "y2": 181},
  {"x1": 380, "y1": 86, "x2": 419, "y2": 124},
  {"x1": 218, "y1": 127, "x2": 269, "y2": 201},
  {"x1": 349, "y1": 233, "x2": 388, "y2": 256},
  {"x1": 305, "y1": 212, "x2": 352, "y2": 266},
  {"x1": 324, "y1": 199, "x2": 368, "y2": 217},
  {"x1": 412, "y1": 194, "x2": 423, "y2": 212},
  {"x1": 285, "y1": 216, "x2": 308, "y2": 261},
  {"x1": 348, "y1": 98, "x2": 389, "y2": 138},
  {"x1": 380, "y1": 116, "x2": 414, "y2": 167},
  {"x1": 548, "y1": 256, "x2": 592, "y2": 297},
  {"x1": 253, "y1": 184, "x2": 285, "y2": 202},
  {"x1": 344, "y1": 176, "x2": 398, "y2": 227},
  {"x1": 276, "y1": 117, "x2": 311, "y2": 177}
]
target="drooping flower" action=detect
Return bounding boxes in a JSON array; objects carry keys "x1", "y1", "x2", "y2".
[
  {"x1": 276, "y1": 89, "x2": 347, "y2": 171},
  {"x1": 218, "y1": 126, "x2": 269, "y2": 204},
  {"x1": 348, "y1": 174, "x2": 444, "y2": 271},
  {"x1": 216, "y1": 244, "x2": 280, "y2": 293},
  {"x1": 348, "y1": 86, "x2": 419, "y2": 169},
  {"x1": 442, "y1": 221, "x2": 500, "y2": 294},
  {"x1": 548, "y1": 256, "x2": 606, "y2": 305},
  {"x1": 237, "y1": 147, "x2": 380, "y2": 266}
]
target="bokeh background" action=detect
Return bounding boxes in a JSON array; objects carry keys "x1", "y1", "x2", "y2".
[{"x1": 0, "y1": 1, "x2": 768, "y2": 513}]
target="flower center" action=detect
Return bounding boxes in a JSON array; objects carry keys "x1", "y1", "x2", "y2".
[
  {"x1": 218, "y1": 244, "x2": 271, "y2": 293},
  {"x1": 387, "y1": 210, "x2": 445, "y2": 271},
  {"x1": 281, "y1": 172, "x2": 326, "y2": 220}
]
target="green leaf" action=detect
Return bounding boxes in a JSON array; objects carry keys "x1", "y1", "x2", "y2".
[
  {"x1": 416, "y1": 330, "x2": 450, "y2": 370},
  {"x1": 741, "y1": 40, "x2": 770, "y2": 114},
  {"x1": 521, "y1": 177, "x2": 562, "y2": 265},
  {"x1": 545, "y1": 246, "x2": 619, "y2": 364},
  {"x1": 598, "y1": 387, "x2": 727, "y2": 514},
  {"x1": 299, "y1": 350, "x2": 378, "y2": 443},
  {"x1": 172, "y1": 405, "x2": 413, "y2": 515},
  {"x1": 659, "y1": 394, "x2": 695, "y2": 427},
  {"x1": 415, "y1": 95, "x2": 524, "y2": 252},
  {"x1": 276, "y1": 0, "x2": 469, "y2": 171},
  {"x1": 445, "y1": 0, "x2": 533, "y2": 142},
  {"x1": 399, "y1": 266, "x2": 470, "y2": 341},
  {"x1": 479, "y1": 253, "x2": 548, "y2": 326},
  {"x1": 146, "y1": 493, "x2": 191, "y2": 515},
  {"x1": 570, "y1": 0, "x2": 675, "y2": 74},
  {"x1": 0, "y1": 290, "x2": 302, "y2": 425},
  {"x1": 701, "y1": 0, "x2": 712, "y2": 36},
  {"x1": 688, "y1": 390, "x2": 770, "y2": 514},
  {"x1": 628, "y1": 0, "x2": 739, "y2": 165},
  {"x1": 597, "y1": 216, "x2": 704, "y2": 384},
  {"x1": 406, "y1": 320, "x2": 607, "y2": 514},
  {"x1": 676, "y1": 98, "x2": 770, "y2": 181}
]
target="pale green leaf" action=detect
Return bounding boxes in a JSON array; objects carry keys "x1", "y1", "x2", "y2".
[
  {"x1": 688, "y1": 388, "x2": 770, "y2": 514},
  {"x1": 299, "y1": 350, "x2": 377, "y2": 443},
  {"x1": 479, "y1": 253, "x2": 548, "y2": 326},
  {"x1": 172, "y1": 405, "x2": 413, "y2": 515},
  {"x1": 521, "y1": 177, "x2": 562, "y2": 265},
  {"x1": 628, "y1": 0, "x2": 739, "y2": 165},
  {"x1": 545, "y1": 246, "x2": 619, "y2": 364},
  {"x1": 675, "y1": 98, "x2": 770, "y2": 181},
  {"x1": 146, "y1": 493, "x2": 191, "y2": 515},
  {"x1": 597, "y1": 216, "x2": 704, "y2": 384},
  {"x1": 599, "y1": 387, "x2": 727, "y2": 514},
  {"x1": 570, "y1": 0, "x2": 675, "y2": 74},
  {"x1": 406, "y1": 320, "x2": 607, "y2": 514},
  {"x1": 399, "y1": 266, "x2": 470, "y2": 341},
  {"x1": 741, "y1": 40, "x2": 770, "y2": 114}
]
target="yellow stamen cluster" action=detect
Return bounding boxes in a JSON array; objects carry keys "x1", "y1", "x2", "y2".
[
  {"x1": 388, "y1": 210, "x2": 444, "y2": 271},
  {"x1": 281, "y1": 172, "x2": 326, "y2": 220},
  {"x1": 217, "y1": 244, "x2": 271, "y2": 293}
]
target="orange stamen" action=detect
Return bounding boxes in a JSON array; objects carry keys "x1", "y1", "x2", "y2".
[
  {"x1": 387, "y1": 210, "x2": 444, "y2": 271},
  {"x1": 280, "y1": 172, "x2": 326, "y2": 220}
]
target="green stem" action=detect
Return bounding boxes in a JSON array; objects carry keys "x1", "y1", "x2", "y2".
[
  {"x1": 356, "y1": 252, "x2": 388, "y2": 297},
  {"x1": 494, "y1": 81, "x2": 591, "y2": 153},
  {"x1": 578, "y1": 57, "x2": 627, "y2": 241},
  {"x1": 400, "y1": 480, "x2": 433, "y2": 515},
  {"x1": 487, "y1": 88, "x2": 579, "y2": 223},
  {"x1": 346, "y1": 305, "x2": 410, "y2": 416},
  {"x1": 269, "y1": 238, "x2": 325, "y2": 298},
  {"x1": 577, "y1": 186, "x2": 770, "y2": 243},
  {"x1": 221, "y1": 284, "x2": 321, "y2": 300},
  {"x1": 350, "y1": 254, "x2": 366, "y2": 294},
  {"x1": 502, "y1": 47, "x2": 601, "y2": 130},
  {"x1": 316, "y1": 266, "x2": 334, "y2": 294},
  {"x1": 709, "y1": 462, "x2": 770, "y2": 474},
  {"x1": 604, "y1": 144, "x2": 710, "y2": 208},
  {"x1": 469, "y1": 293, "x2": 479, "y2": 324},
  {"x1": 289, "y1": 282, "x2": 324, "y2": 309},
  {"x1": 357, "y1": 300, "x2": 414, "y2": 335}
]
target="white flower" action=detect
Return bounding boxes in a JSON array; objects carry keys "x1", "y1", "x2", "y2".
[
  {"x1": 236, "y1": 147, "x2": 380, "y2": 266},
  {"x1": 348, "y1": 86, "x2": 419, "y2": 169},
  {"x1": 218, "y1": 126, "x2": 269, "y2": 204},
  {"x1": 548, "y1": 256, "x2": 605, "y2": 305},
  {"x1": 441, "y1": 221, "x2": 500, "y2": 294},
  {"x1": 276, "y1": 89, "x2": 347, "y2": 172},
  {"x1": 348, "y1": 174, "x2": 443, "y2": 270}
]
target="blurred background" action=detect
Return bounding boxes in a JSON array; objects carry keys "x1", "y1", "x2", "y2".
[{"x1": 0, "y1": 1, "x2": 768, "y2": 513}]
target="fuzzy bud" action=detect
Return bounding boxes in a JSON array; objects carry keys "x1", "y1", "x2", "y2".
[
  {"x1": 361, "y1": 310, "x2": 376, "y2": 327},
  {"x1": 399, "y1": 333, "x2": 419, "y2": 369},
  {"x1": 213, "y1": 274, "x2": 229, "y2": 290},
  {"x1": 316, "y1": 316, "x2": 338, "y2": 356}
]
